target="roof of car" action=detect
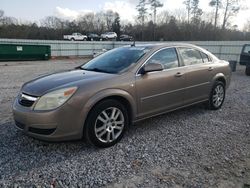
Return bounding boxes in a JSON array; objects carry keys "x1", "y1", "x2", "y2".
[
  {"x1": 141, "y1": 42, "x2": 198, "y2": 47},
  {"x1": 121, "y1": 42, "x2": 217, "y2": 57},
  {"x1": 121, "y1": 42, "x2": 200, "y2": 50}
]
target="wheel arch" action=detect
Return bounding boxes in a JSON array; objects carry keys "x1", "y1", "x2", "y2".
[
  {"x1": 80, "y1": 89, "x2": 136, "y2": 134},
  {"x1": 212, "y1": 73, "x2": 227, "y2": 87}
]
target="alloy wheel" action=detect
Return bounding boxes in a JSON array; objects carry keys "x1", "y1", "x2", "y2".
[
  {"x1": 212, "y1": 85, "x2": 225, "y2": 108},
  {"x1": 94, "y1": 107, "x2": 125, "y2": 143}
]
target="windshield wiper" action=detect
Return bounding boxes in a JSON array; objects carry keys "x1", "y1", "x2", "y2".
[
  {"x1": 75, "y1": 65, "x2": 83, "y2": 69},
  {"x1": 80, "y1": 67, "x2": 111, "y2": 73}
]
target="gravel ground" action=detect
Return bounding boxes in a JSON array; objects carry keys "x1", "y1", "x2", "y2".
[{"x1": 0, "y1": 60, "x2": 249, "y2": 188}]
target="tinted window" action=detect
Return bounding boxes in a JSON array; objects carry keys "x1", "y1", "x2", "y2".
[
  {"x1": 200, "y1": 52, "x2": 210, "y2": 63},
  {"x1": 82, "y1": 47, "x2": 148, "y2": 74},
  {"x1": 179, "y1": 48, "x2": 203, "y2": 66},
  {"x1": 243, "y1": 45, "x2": 250, "y2": 53},
  {"x1": 146, "y1": 48, "x2": 179, "y2": 70}
]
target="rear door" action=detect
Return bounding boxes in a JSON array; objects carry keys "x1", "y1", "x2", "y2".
[
  {"x1": 177, "y1": 47, "x2": 214, "y2": 105},
  {"x1": 135, "y1": 47, "x2": 186, "y2": 118},
  {"x1": 240, "y1": 44, "x2": 250, "y2": 66},
  {"x1": 75, "y1": 33, "x2": 82, "y2": 40}
]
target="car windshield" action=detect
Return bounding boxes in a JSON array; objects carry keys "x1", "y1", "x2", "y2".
[{"x1": 81, "y1": 47, "x2": 149, "y2": 74}]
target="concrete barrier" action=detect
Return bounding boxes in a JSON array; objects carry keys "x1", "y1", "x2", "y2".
[{"x1": 0, "y1": 38, "x2": 249, "y2": 61}]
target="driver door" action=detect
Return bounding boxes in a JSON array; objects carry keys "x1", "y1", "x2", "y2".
[
  {"x1": 135, "y1": 48, "x2": 186, "y2": 118},
  {"x1": 240, "y1": 44, "x2": 250, "y2": 66}
]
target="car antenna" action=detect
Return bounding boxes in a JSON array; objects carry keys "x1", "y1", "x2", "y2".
[{"x1": 131, "y1": 39, "x2": 136, "y2": 47}]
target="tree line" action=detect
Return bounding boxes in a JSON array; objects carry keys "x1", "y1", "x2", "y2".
[{"x1": 0, "y1": 0, "x2": 250, "y2": 41}]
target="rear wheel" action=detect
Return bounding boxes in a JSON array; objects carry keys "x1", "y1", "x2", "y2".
[
  {"x1": 207, "y1": 81, "x2": 225, "y2": 110},
  {"x1": 245, "y1": 66, "x2": 250, "y2": 76},
  {"x1": 84, "y1": 99, "x2": 128, "y2": 148},
  {"x1": 70, "y1": 38, "x2": 75, "y2": 41}
]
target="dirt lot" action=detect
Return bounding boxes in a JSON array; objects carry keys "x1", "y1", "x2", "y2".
[{"x1": 0, "y1": 60, "x2": 249, "y2": 187}]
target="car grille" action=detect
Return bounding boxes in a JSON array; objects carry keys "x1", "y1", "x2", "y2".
[{"x1": 18, "y1": 93, "x2": 38, "y2": 107}]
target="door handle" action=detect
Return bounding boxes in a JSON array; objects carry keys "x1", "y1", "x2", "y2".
[
  {"x1": 175, "y1": 72, "x2": 183, "y2": 77},
  {"x1": 208, "y1": 67, "x2": 214, "y2": 71}
]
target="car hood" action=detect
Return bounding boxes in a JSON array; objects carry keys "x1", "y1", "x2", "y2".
[{"x1": 21, "y1": 69, "x2": 113, "y2": 96}]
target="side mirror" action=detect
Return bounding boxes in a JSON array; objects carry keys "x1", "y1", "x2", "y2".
[{"x1": 141, "y1": 63, "x2": 164, "y2": 74}]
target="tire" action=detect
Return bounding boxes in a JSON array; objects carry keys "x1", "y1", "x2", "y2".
[
  {"x1": 245, "y1": 66, "x2": 250, "y2": 76},
  {"x1": 207, "y1": 81, "x2": 226, "y2": 110},
  {"x1": 84, "y1": 99, "x2": 129, "y2": 148},
  {"x1": 70, "y1": 38, "x2": 75, "y2": 41}
]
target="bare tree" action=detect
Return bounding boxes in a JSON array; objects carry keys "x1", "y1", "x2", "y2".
[
  {"x1": 183, "y1": 0, "x2": 192, "y2": 24},
  {"x1": 94, "y1": 12, "x2": 106, "y2": 34},
  {"x1": 0, "y1": 10, "x2": 4, "y2": 18},
  {"x1": 0, "y1": 10, "x2": 4, "y2": 25},
  {"x1": 149, "y1": 0, "x2": 164, "y2": 24},
  {"x1": 171, "y1": 8, "x2": 187, "y2": 23},
  {"x1": 201, "y1": 11, "x2": 214, "y2": 24},
  {"x1": 221, "y1": 0, "x2": 240, "y2": 30},
  {"x1": 191, "y1": 0, "x2": 203, "y2": 23},
  {"x1": 136, "y1": 0, "x2": 149, "y2": 40},
  {"x1": 149, "y1": 0, "x2": 163, "y2": 40},
  {"x1": 0, "y1": 16, "x2": 18, "y2": 25},
  {"x1": 104, "y1": 10, "x2": 116, "y2": 31},
  {"x1": 78, "y1": 13, "x2": 95, "y2": 33},
  {"x1": 0, "y1": 10, "x2": 19, "y2": 25},
  {"x1": 41, "y1": 16, "x2": 64, "y2": 29},
  {"x1": 136, "y1": 0, "x2": 148, "y2": 26},
  {"x1": 157, "y1": 10, "x2": 171, "y2": 25},
  {"x1": 209, "y1": 0, "x2": 221, "y2": 28},
  {"x1": 243, "y1": 20, "x2": 250, "y2": 32},
  {"x1": 112, "y1": 13, "x2": 121, "y2": 39}
]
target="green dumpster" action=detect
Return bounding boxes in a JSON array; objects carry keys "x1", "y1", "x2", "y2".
[{"x1": 0, "y1": 44, "x2": 51, "y2": 61}]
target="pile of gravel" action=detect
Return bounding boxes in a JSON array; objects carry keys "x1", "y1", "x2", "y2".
[{"x1": 0, "y1": 60, "x2": 249, "y2": 187}]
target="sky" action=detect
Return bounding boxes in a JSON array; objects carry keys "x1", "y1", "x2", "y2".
[{"x1": 1, "y1": 0, "x2": 249, "y2": 29}]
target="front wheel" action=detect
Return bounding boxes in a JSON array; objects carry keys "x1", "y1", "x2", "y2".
[
  {"x1": 245, "y1": 66, "x2": 250, "y2": 76},
  {"x1": 84, "y1": 99, "x2": 128, "y2": 148},
  {"x1": 207, "y1": 81, "x2": 226, "y2": 110}
]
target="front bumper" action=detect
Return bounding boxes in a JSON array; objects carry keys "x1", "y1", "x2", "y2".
[{"x1": 12, "y1": 97, "x2": 84, "y2": 142}]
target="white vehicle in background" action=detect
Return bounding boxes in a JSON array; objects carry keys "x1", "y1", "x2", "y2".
[
  {"x1": 63, "y1": 33, "x2": 87, "y2": 41},
  {"x1": 101, "y1": 32, "x2": 117, "y2": 40}
]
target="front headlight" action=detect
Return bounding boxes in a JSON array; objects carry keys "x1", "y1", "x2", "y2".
[{"x1": 34, "y1": 87, "x2": 77, "y2": 111}]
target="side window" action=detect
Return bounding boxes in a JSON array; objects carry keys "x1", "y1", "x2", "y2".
[
  {"x1": 146, "y1": 48, "x2": 179, "y2": 70},
  {"x1": 200, "y1": 52, "x2": 210, "y2": 63},
  {"x1": 179, "y1": 48, "x2": 203, "y2": 66},
  {"x1": 243, "y1": 45, "x2": 250, "y2": 53}
]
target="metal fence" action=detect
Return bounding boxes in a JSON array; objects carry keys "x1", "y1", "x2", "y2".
[{"x1": 0, "y1": 38, "x2": 249, "y2": 61}]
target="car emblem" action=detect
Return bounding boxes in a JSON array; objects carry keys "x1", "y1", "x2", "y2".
[{"x1": 20, "y1": 93, "x2": 37, "y2": 101}]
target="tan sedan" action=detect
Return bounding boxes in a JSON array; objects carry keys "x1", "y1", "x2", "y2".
[{"x1": 13, "y1": 43, "x2": 231, "y2": 147}]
